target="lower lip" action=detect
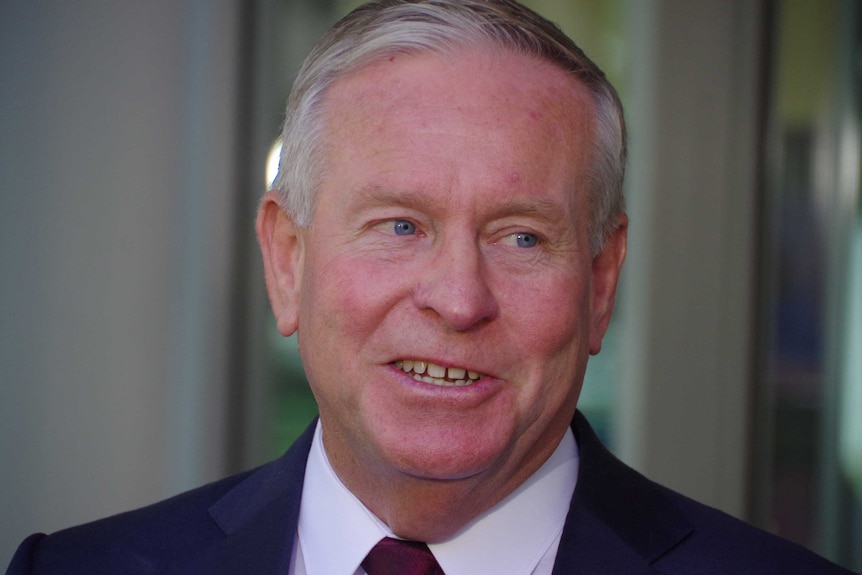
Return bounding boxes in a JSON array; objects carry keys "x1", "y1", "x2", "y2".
[{"x1": 383, "y1": 365, "x2": 507, "y2": 412}]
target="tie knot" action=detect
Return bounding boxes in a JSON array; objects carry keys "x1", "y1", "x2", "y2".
[{"x1": 362, "y1": 537, "x2": 444, "y2": 575}]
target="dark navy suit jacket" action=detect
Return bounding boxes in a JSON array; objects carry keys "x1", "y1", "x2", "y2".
[{"x1": 7, "y1": 412, "x2": 856, "y2": 574}]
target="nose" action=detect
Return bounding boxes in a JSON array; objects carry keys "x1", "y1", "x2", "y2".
[{"x1": 412, "y1": 236, "x2": 499, "y2": 331}]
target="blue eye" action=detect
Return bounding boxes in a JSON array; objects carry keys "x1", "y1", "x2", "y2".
[
  {"x1": 515, "y1": 232, "x2": 538, "y2": 248},
  {"x1": 393, "y1": 220, "x2": 416, "y2": 236}
]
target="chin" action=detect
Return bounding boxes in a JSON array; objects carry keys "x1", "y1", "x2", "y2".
[{"x1": 377, "y1": 426, "x2": 512, "y2": 483}]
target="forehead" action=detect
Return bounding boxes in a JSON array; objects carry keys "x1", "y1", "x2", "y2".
[
  {"x1": 318, "y1": 47, "x2": 595, "y2": 211},
  {"x1": 325, "y1": 46, "x2": 593, "y2": 143}
]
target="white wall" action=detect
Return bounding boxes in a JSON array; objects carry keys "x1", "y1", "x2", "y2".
[
  {"x1": 618, "y1": 0, "x2": 764, "y2": 518},
  {"x1": 0, "y1": 0, "x2": 241, "y2": 566}
]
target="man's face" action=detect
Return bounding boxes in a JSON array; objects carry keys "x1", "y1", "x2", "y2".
[{"x1": 260, "y1": 48, "x2": 625, "y2": 516}]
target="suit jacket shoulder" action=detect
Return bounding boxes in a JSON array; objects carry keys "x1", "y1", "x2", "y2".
[
  {"x1": 554, "y1": 412, "x2": 857, "y2": 574},
  {"x1": 6, "y1": 422, "x2": 316, "y2": 575}
]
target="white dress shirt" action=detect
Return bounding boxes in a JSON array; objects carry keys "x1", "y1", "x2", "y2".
[{"x1": 290, "y1": 422, "x2": 579, "y2": 575}]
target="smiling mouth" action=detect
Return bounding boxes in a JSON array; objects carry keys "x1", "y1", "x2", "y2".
[{"x1": 394, "y1": 360, "x2": 484, "y2": 387}]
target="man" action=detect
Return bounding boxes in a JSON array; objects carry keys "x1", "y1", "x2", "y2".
[{"x1": 7, "y1": 1, "x2": 856, "y2": 574}]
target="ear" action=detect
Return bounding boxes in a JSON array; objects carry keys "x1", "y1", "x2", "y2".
[
  {"x1": 588, "y1": 213, "x2": 628, "y2": 355},
  {"x1": 256, "y1": 191, "x2": 304, "y2": 337}
]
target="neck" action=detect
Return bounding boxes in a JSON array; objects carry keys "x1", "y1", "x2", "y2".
[{"x1": 321, "y1": 424, "x2": 564, "y2": 542}]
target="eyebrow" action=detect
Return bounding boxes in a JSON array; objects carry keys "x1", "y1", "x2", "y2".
[
  {"x1": 350, "y1": 184, "x2": 432, "y2": 211},
  {"x1": 350, "y1": 183, "x2": 574, "y2": 226},
  {"x1": 484, "y1": 196, "x2": 572, "y2": 225}
]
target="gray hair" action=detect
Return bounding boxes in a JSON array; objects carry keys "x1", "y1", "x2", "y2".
[{"x1": 271, "y1": 0, "x2": 626, "y2": 254}]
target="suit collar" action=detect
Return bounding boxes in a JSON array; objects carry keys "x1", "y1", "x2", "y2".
[
  {"x1": 168, "y1": 421, "x2": 317, "y2": 575},
  {"x1": 208, "y1": 420, "x2": 315, "y2": 537},
  {"x1": 552, "y1": 412, "x2": 693, "y2": 574}
]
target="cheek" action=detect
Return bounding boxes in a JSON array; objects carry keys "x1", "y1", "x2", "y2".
[
  {"x1": 504, "y1": 273, "x2": 591, "y2": 405},
  {"x1": 499, "y1": 276, "x2": 590, "y2": 438},
  {"x1": 300, "y1": 251, "x2": 411, "y2": 347},
  {"x1": 503, "y1": 273, "x2": 589, "y2": 353}
]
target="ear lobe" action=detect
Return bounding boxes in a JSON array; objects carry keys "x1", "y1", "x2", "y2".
[
  {"x1": 588, "y1": 214, "x2": 628, "y2": 355},
  {"x1": 257, "y1": 191, "x2": 304, "y2": 337}
]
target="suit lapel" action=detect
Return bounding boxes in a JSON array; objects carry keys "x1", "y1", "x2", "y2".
[
  {"x1": 167, "y1": 421, "x2": 317, "y2": 575},
  {"x1": 552, "y1": 413, "x2": 693, "y2": 574},
  {"x1": 552, "y1": 498, "x2": 665, "y2": 575}
]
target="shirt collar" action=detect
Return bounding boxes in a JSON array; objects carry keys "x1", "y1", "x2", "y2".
[
  {"x1": 430, "y1": 429, "x2": 578, "y2": 575},
  {"x1": 298, "y1": 421, "x2": 578, "y2": 575},
  {"x1": 298, "y1": 422, "x2": 391, "y2": 575}
]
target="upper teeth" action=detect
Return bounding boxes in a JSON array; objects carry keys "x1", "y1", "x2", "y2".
[{"x1": 396, "y1": 360, "x2": 482, "y2": 387}]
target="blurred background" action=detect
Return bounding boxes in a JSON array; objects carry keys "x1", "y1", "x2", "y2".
[{"x1": 1, "y1": 0, "x2": 860, "y2": 570}]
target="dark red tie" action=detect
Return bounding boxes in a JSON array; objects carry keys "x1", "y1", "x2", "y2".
[{"x1": 362, "y1": 537, "x2": 445, "y2": 575}]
